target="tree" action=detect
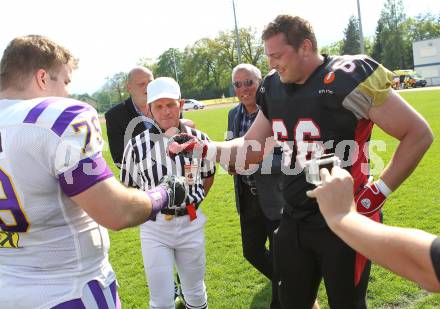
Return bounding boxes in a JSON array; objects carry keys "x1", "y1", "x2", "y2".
[
  {"x1": 341, "y1": 16, "x2": 361, "y2": 55},
  {"x1": 371, "y1": 19, "x2": 385, "y2": 62},
  {"x1": 320, "y1": 40, "x2": 343, "y2": 55},
  {"x1": 106, "y1": 72, "x2": 127, "y2": 104},
  {"x1": 371, "y1": 0, "x2": 407, "y2": 69},
  {"x1": 399, "y1": 13, "x2": 440, "y2": 68},
  {"x1": 151, "y1": 27, "x2": 266, "y2": 100},
  {"x1": 238, "y1": 27, "x2": 265, "y2": 70},
  {"x1": 90, "y1": 72, "x2": 128, "y2": 113},
  {"x1": 154, "y1": 48, "x2": 182, "y2": 81},
  {"x1": 404, "y1": 13, "x2": 440, "y2": 42}
]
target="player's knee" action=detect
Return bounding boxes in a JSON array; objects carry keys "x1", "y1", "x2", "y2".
[
  {"x1": 181, "y1": 281, "x2": 207, "y2": 307},
  {"x1": 149, "y1": 298, "x2": 175, "y2": 309}
]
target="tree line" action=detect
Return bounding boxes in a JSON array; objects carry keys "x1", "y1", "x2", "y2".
[{"x1": 77, "y1": 0, "x2": 440, "y2": 113}]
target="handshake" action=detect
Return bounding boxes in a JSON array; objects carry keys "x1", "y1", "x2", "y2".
[
  {"x1": 146, "y1": 175, "x2": 189, "y2": 221},
  {"x1": 167, "y1": 133, "x2": 215, "y2": 160},
  {"x1": 157, "y1": 175, "x2": 188, "y2": 209}
]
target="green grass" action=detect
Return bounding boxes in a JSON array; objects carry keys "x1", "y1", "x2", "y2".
[{"x1": 104, "y1": 89, "x2": 440, "y2": 308}]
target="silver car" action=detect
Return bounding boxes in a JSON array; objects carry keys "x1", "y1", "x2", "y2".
[{"x1": 183, "y1": 99, "x2": 205, "y2": 111}]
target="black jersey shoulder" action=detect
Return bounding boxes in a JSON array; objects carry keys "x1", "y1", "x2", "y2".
[{"x1": 324, "y1": 55, "x2": 380, "y2": 92}]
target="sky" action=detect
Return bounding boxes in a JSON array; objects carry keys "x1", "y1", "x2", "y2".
[{"x1": 1, "y1": 0, "x2": 439, "y2": 94}]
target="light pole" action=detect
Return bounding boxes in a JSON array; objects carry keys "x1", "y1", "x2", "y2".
[
  {"x1": 171, "y1": 48, "x2": 179, "y2": 83},
  {"x1": 356, "y1": 0, "x2": 365, "y2": 54},
  {"x1": 232, "y1": 0, "x2": 242, "y2": 63}
]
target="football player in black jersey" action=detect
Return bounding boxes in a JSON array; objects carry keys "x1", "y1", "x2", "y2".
[
  {"x1": 308, "y1": 166, "x2": 440, "y2": 293},
  {"x1": 168, "y1": 14, "x2": 433, "y2": 308}
]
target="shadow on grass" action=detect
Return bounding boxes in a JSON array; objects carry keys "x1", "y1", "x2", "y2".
[{"x1": 250, "y1": 281, "x2": 272, "y2": 309}]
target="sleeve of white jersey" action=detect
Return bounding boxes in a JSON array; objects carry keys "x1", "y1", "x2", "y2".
[{"x1": 54, "y1": 107, "x2": 113, "y2": 197}]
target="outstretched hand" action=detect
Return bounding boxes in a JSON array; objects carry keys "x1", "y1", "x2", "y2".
[{"x1": 167, "y1": 133, "x2": 208, "y2": 159}]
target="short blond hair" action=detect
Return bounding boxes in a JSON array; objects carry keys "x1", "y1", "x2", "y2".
[{"x1": 0, "y1": 35, "x2": 78, "y2": 91}]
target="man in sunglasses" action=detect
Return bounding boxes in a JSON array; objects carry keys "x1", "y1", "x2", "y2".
[{"x1": 226, "y1": 64, "x2": 285, "y2": 309}]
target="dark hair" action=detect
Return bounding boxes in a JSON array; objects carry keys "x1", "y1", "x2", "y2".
[
  {"x1": 0, "y1": 35, "x2": 78, "y2": 91},
  {"x1": 262, "y1": 15, "x2": 318, "y2": 52}
]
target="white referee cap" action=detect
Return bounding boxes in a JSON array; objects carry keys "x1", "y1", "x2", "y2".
[{"x1": 147, "y1": 77, "x2": 181, "y2": 104}]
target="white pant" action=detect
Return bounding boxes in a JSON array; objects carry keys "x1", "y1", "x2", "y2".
[{"x1": 140, "y1": 209, "x2": 207, "y2": 309}]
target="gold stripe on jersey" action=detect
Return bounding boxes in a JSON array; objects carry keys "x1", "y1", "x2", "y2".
[{"x1": 356, "y1": 64, "x2": 394, "y2": 107}]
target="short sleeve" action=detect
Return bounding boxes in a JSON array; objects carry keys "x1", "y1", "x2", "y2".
[
  {"x1": 256, "y1": 75, "x2": 270, "y2": 120},
  {"x1": 430, "y1": 237, "x2": 440, "y2": 283},
  {"x1": 55, "y1": 107, "x2": 113, "y2": 196},
  {"x1": 340, "y1": 55, "x2": 394, "y2": 120}
]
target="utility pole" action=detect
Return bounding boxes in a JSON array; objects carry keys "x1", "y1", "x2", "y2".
[
  {"x1": 356, "y1": 0, "x2": 365, "y2": 54},
  {"x1": 171, "y1": 48, "x2": 179, "y2": 83},
  {"x1": 232, "y1": 0, "x2": 241, "y2": 63}
]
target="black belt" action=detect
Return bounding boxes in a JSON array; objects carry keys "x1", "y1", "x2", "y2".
[{"x1": 161, "y1": 203, "x2": 199, "y2": 217}]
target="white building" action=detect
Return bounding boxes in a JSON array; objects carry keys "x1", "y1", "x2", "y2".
[{"x1": 413, "y1": 38, "x2": 440, "y2": 86}]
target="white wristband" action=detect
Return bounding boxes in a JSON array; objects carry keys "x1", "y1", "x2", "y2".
[
  {"x1": 204, "y1": 142, "x2": 217, "y2": 162},
  {"x1": 376, "y1": 178, "x2": 392, "y2": 197}
]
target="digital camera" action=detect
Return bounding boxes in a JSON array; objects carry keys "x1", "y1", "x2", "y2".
[{"x1": 304, "y1": 153, "x2": 341, "y2": 186}]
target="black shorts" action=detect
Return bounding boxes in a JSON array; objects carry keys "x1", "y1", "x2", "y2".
[
  {"x1": 273, "y1": 212, "x2": 377, "y2": 309},
  {"x1": 431, "y1": 237, "x2": 440, "y2": 282}
]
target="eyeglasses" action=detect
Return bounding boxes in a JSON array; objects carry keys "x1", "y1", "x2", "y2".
[{"x1": 233, "y1": 79, "x2": 254, "y2": 89}]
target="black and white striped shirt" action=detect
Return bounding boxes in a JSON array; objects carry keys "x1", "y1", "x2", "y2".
[{"x1": 120, "y1": 125, "x2": 216, "y2": 207}]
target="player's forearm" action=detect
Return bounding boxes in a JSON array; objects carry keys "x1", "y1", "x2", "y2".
[
  {"x1": 380, "y1": 122, "x2": 433, "y2": 190},
  {"x1": 116, "y1": 187, "x2": 153, "y2": 230},
  {"x1": 202, "y1": 176, "x2": 214, "y2": 195},
  {"x1": 213, "y1": 137, "x2": 264, "y2": 168},
  {"x1": 73, "y1": 178, "x2": 151, "y2": 231},
  {"x1": 331, "y1": 212, "x2": 439, "y2": 291}
]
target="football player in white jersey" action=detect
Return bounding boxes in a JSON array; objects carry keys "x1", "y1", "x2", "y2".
[{"x1": 0, "y1": 35, "x2": 187, "y2": 309}]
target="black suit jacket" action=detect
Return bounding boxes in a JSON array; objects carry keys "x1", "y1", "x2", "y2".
[
  {"x1": 105, "y1": 97, "x2": 149, "y2": 167},
  {"x1": 227, "y1": 104, "x2": 284, "y2": 220}
]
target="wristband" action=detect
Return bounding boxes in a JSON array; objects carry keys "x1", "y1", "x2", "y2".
[
  {"x1": 376, "y1": 178, "x2": 392, "y2": 197},
  {"x1": 203, "y1": 142, "x2": 217, "y2": 161},
  {"x1": 146, "y1": 186, "x2": 169, "y2": 219}
]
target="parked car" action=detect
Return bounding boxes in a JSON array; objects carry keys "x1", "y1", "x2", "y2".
[
  {"x1": 183, "y1": 99, "x2": 205, "y2": 110},
  {"x1": 394, "y1": 70, "x2": 427, "y2": 89},
  {"x1": 413, "y1": 76, "x2": 427, "y2": 87}
]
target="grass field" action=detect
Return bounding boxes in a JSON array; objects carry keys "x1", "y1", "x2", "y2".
[{"x1": 103, "y1": 89, "x2": 440, "y2": 308}]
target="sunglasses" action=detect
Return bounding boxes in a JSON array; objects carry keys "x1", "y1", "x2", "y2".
[{"x1": 233, "y1": 79, "x2": 254, "y2": 89}]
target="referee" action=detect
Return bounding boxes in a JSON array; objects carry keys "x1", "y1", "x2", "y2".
[{"x1": 120, "y1": 77, "x2": 215, "y2": 309}]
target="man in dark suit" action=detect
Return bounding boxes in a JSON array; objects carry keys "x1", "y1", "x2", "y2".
[
  {"x1": 105, "y1": 67, "x2": 154, "y2": 167},
  {"x1": 226, "y1": 63, "x2": 283, "y2": 309}
]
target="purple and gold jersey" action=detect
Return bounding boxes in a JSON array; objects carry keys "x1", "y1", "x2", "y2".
[
  {"x1": 0, "y1": 97, "x2": 114, "y2": 308},
  {"x1": 257, "y1": 54, "x2": 393, "y2": 223}
]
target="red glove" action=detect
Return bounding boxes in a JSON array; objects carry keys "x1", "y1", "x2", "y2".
[
  {"x1": 355, "y1": 182, "x2": 387, "y2": 217},
  {"x1": 167, "y1": 133, "x2": 209, "y2": 159}
]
